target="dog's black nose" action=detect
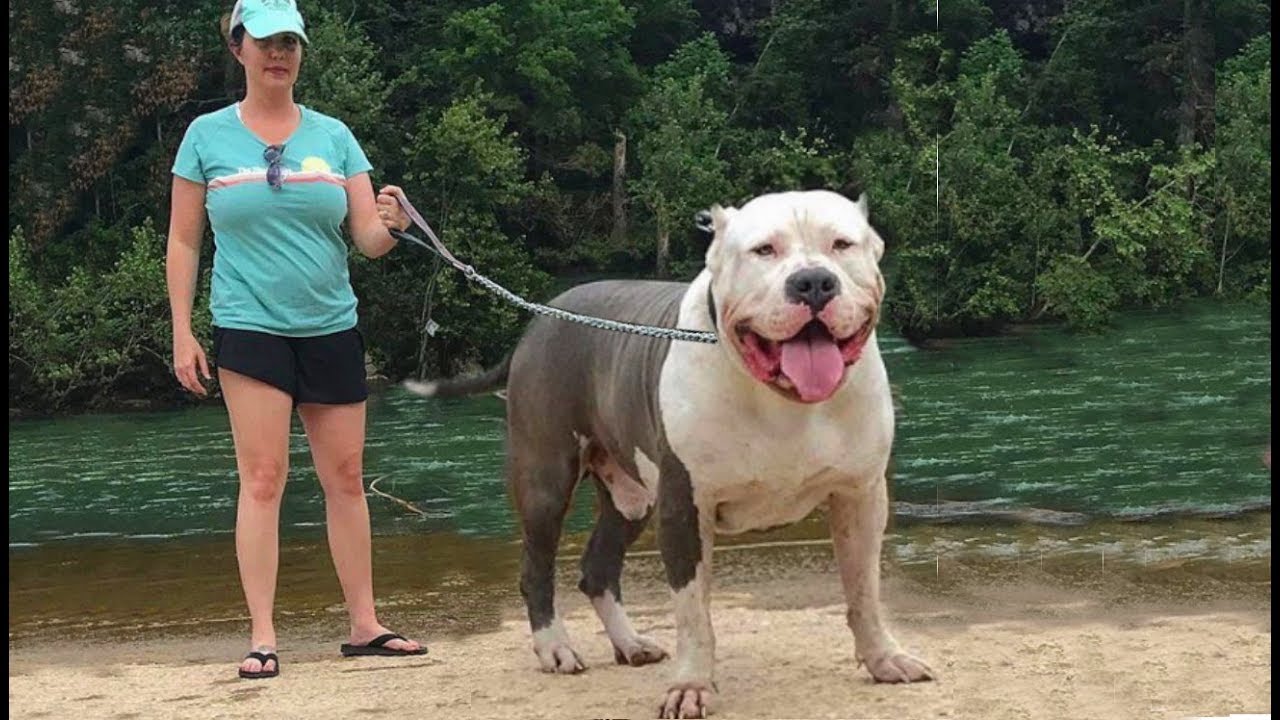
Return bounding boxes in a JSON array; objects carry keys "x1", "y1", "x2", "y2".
[{"x1": 785, "y1": 267, "x2": 840, "y2": 312}]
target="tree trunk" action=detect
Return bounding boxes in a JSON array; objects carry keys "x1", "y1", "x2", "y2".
[
  {"x1": 611, "y1": 130, "x2": 627, "y2": 245},
  {"x1": 1177, "y1": 0, "x2": 1214, "y2": 148},
  {"x1": 656, "y1": 227, "x2": 671, "y2": 278},
  {"x1": 1216, "y1": 210, "x2": 1231, "y2": 295},
  {"x1": 416, "y1": 267, "x2": 441, "y2": 379},
  {"x1": 415, "y1": 207, "x2": 448, "y2": 379},
  {"x1": 415, "y1": 265, "x2": 444, "y2": 380}
]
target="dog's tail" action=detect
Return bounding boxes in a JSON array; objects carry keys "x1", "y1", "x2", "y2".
[{"x1": 402, "y1": 354, "x2": 512, "y2": 399}]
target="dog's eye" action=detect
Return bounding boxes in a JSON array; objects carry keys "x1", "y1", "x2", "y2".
[
  {"x1": 751, "y1": 244, "x2": 776, "y2": 257},
  {"x1": 832, "y1": 238, "x2": 854, "y2": 251}
]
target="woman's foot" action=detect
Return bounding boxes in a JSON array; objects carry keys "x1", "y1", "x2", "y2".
[
  {"x1": 238, "y1": 644, "x2": 279, "y2": 679},
  {"x1": 343, "y1": 624, "x2": 424, "y2": 655}
]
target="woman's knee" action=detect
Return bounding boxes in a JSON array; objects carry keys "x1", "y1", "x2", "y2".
[
  {"x1": 320, "y1": 451, "x2": 365, "y2": 500},
  {"x1": 241, "y1": 458, "x2": 287, "y2": 504}
]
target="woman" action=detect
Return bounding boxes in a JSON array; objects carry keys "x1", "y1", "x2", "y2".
[{"x1": 166, "y1": 0, "x2": 423, "y2": 679}]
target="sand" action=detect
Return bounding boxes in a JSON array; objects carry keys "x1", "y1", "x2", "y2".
[{"x1": 8, "y1": 543, "x2": 1272, "y2": 720}]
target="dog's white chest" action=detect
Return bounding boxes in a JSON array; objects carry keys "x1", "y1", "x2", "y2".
[
  {"x1": 699, "y1": 424, "x2": 864, "y2": 533},
  {"x1": 658, "y1": 337, "x2": 894, "y2": 535}
]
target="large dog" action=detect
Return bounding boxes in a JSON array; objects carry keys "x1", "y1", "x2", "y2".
[{"x1": 408, "y1": 190, "x2": 933, "y2": 717}]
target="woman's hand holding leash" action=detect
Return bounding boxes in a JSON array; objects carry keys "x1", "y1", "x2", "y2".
[{"x1": 376, "y1": 185, "x2": 411, "y2": 232}]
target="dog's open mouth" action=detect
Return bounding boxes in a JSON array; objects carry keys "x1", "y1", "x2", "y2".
[{"x1": 737, "y1": 319, "x2": 873, "y2": 403}]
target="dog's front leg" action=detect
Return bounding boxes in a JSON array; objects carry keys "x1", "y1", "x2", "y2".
[
  {"x1": 828, "y1": 482, "x2": 934, "y2": 684},
  {"x1": 657, "y1": 456, "x2": 716, "y2": 719}
]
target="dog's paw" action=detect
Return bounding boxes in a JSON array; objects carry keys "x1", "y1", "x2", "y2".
[
  {"x1": 613, "y1": 636, "x2": 669, "y2": 667},
  {"x1": 863, "y1": 650, "x2": 935, "y2": 684},
  {"x1": 658, "y1": 681, "x2": 714, "y2": 719},
  {"x1": 534, "y1": 642, "x2": 586, "y2": 674}
]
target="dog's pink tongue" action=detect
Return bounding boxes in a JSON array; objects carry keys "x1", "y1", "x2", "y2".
[{"x1": 780, "y1": 329, "x2": 844, "y2": 402}]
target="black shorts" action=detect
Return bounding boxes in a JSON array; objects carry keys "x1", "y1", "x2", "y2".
[{"x1": 211, "y1": 326, "x2": 369, "y2": 405}]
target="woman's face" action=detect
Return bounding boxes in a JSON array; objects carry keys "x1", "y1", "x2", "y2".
[{"x1": 234, "y1": 32, "x2": 303, "y2": 89}]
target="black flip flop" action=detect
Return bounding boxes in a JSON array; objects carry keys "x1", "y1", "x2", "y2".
[
  {"x1": 340, "y1": 632, "x2": 427, "y2": 657},
  {"x1": 238, "y1": 650, "x2": 280, "y2": 679}
]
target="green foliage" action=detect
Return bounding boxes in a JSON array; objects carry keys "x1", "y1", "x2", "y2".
[
  {"x1": 875, "y1": 28, "x2": 1232, "y2": 336},
  {"x1": 9, "y1": 221, "x2": 210, "y2": 411},
  {"x1": 650, "y1": 32, "x2": 732, "y2": 91},
  {"x1": 429, "y1": 0, "x2": 640, "y2": 149},
  {"x1": 877, "y1": 32, "x2": 1032, "y2": 335},
  {"x1": 1213, "y1": 34, "x2": 1272, "y2": 299},
  {"x1": 891, "y1": 35, "x2": 956, "y2": 141},
  {"x1": 293, "y1": 7, "x2": 395, "y2": 168},
  {"x1": 9, "y1": 1, "x2": 216, "y2": 248},
  {"x1": 354, "y1": 93, "x2": 549, "y2": 380},
  {"x1": 630, "y1": 35, "x2": 734, "y2": 275},
  {"x1": 626, "y1": 0, "x2": 700, "y2": 67},
  {"x1": 744, "y1": 0, "x2": 939, "y2": 138},
  {"x1": 735, "y1": 128, "x2": 845, "y2": 193},
  {"x1": 5, "y1": 1, "x2": 1273, "y2": 412},
  {"x1": 353, "y1": 209, "x2": 551, "y2": 381},
  {"x1": 403, "y1": 94, "x2": 533, "y2": 214},
  {"x1": 1031, "y1": 131, "x2": 1215, "y2": 319},
  {"x1": 1036, "y1": 254, "x2": 1120, "y2": 329}
]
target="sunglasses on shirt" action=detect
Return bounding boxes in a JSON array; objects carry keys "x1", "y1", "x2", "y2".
[{"x1": 264, "y1": 144, "x2": 286, "y2": 190}]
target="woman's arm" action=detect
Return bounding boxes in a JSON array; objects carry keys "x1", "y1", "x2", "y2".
[
  {"x1": 346, "y1": 172, "x2": 406, "y2": 259},
  {"x1": 166, "y1": 176, "x2": 212, "y2": 395}
]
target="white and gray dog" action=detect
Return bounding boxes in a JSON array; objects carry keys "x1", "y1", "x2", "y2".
[{"x1": 409, "y1": 190, "x2": 933, "y2": 718}]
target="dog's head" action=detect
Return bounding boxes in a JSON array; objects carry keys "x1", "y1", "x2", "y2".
[{"x1": 704, "y1": 190, "x2": 886, "y2": 404}]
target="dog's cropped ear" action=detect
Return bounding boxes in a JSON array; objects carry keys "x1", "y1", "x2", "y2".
[
  {"x1": 711, "y1": 204, "x2": 737, "y2": 234},
  {"x1": 703, "y1": 204, "x2": 738, "y2": 270},
  {"x1": 694, "y1": 209, "x2": 714, "y2": 234},
  {"x1": 855, "y1": 192, "x2": 869, "y2": 219}
]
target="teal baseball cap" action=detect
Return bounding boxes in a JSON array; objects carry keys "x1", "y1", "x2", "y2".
[{"x1": 230, "y1": 0, "x2": 309, "y2": 44}]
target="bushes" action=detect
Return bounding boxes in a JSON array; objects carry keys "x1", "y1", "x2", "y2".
[
  {"x1": 9, "y1": 221, "x2": 209, "y2": 412},
  {"x1": 852, "y1": 30, "x2": 1264, "y2": 337}
]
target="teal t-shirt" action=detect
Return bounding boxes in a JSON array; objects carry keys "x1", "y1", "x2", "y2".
[{"x1": 171, "y1": 104, "x2": 372, "y2": 337}]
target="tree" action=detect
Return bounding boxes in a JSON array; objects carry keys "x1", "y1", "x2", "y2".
[
  {"x1": 1212, "y1": 34, "x2": 1271, "y2": 297},
  {"x1": 630, "y1": 34, "x2": 733, "y2": 277},
  {"x1": 355, "y1": 93, "x2": 548, "y2": 379}
]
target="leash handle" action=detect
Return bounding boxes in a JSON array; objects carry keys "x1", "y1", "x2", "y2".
[{"x1": 387, "y1": 187, "x2": 475, "y2": 277}]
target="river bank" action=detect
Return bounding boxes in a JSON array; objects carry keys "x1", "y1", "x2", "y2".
[{"x1": 9, "y1": 519, "x2": 1271, "y2": 720}]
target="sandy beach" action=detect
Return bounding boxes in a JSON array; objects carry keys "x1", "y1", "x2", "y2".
[{"x1": 9, "y1": 522, "x2": 1272, "y2": 720}]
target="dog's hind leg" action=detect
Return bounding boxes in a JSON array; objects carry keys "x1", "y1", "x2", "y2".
[
  {"x1": 579, "y1": 474, "x2": 668, "y2": 667},
  {"x1": 511, "y1": 451, "x2": 585, "y2": 674}
]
